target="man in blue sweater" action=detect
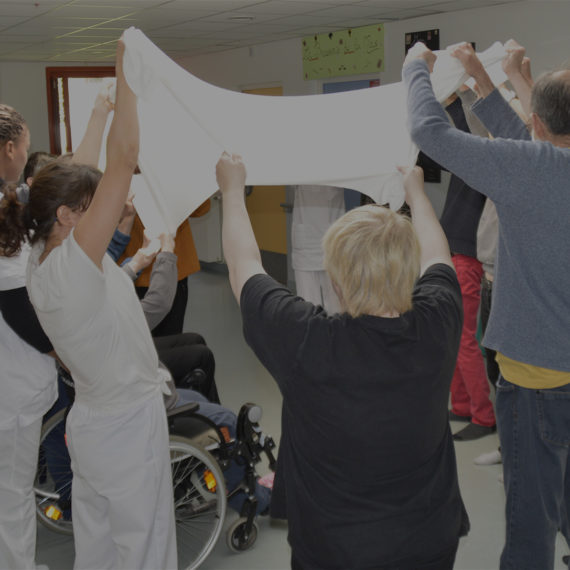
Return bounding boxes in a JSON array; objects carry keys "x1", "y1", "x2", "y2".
[{"x1": 403, "y1": 42, "x2": 570, "y2": 570}]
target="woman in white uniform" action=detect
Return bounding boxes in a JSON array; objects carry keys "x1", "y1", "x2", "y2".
[
  {"x1": 291, "y1": 185, "x2": 345, "y2": 313},
  {"x1": 0, "y1": 105, "x2": 58, "y2": 570},
  {"x1": 1, "y1": 38, "x2": 177, "y2": 569}
]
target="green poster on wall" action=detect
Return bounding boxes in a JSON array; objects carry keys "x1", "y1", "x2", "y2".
[{"x1": 302, "y1": 23, "x2": 384, "y2": 80}]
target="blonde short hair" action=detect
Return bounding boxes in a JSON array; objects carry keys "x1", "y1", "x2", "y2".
[{"x1": 323, "y1": 205, "x2": 420, "y2": 317}]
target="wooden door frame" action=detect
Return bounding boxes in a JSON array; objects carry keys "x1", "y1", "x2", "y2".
[{"x1": 45, "y1": 66, "x2": 115, "y2": 154}]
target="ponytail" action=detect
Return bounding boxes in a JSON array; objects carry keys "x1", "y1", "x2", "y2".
[
  {"x1": 0, "y1": 160, "x2": 101, "y2": 256},
  {"x1": 0, "y1": 184, "x2": 30, "y2": 256}
]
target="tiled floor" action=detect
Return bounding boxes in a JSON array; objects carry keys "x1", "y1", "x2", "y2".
[{"x1": 36, "y1": 266, "x2": 569, "y2": 570}]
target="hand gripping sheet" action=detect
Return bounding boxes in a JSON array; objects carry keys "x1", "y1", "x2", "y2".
[{"x1": 121, "y1": 28, "x2": 505, "y2": 235}]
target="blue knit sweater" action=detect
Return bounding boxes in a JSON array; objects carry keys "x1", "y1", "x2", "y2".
[{"x1": 404, "y1": 59, "x2": 570, "y2": 372}]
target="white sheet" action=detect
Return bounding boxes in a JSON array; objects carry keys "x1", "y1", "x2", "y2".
[{"x1": 121, "y1": 29, "x2": 506, "y2": 235}]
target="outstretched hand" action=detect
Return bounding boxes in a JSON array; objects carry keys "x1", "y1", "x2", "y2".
[
  {"x1": 119, "y1": 192, "x2": 135, "y2": 222},
  {"x1": 397, "y1": 165, "x2": 425, "y2": 205},
  {"x1": 450, "y1": 42, "x2": 494, "y2": 98},
  {"x1": 450, "y1": 43, "x2": 485, "y2": 79},
  {"x1": 502, "y1": 39, "x2": 526, "y2": 78},
  {"x1": 129, "y1": 234, "x2": 159, "y2": 273},
  {"x1": 216, "y1": 152, "x2": 246, "y2": 196},
  {"x1": 93, "y1": 81, "x2": 115, "y2": 116},
  {"x1": 403, "y1": 42, "x2": 436, "y2": 72}
]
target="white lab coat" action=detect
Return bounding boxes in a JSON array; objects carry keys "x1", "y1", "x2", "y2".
[
  {"x1": 27, "y1": 232, "x2": 177, "y2": 569},
  {"x1": 291, "y1": 185, "x2": 344, "y2": 313},
  {"x1": 0, "y1": 245, "x2": 57, "y2": 570}
]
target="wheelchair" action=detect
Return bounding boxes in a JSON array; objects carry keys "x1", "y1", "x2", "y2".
[{"x1": 34, "y1": 395, "x2": 277, "y2": 570}]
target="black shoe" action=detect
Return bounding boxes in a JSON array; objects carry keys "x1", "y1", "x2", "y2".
[
  {"x1": 448, "y1": 410, "x2": 471, "y2": 423},
  {"x1": 453, "y1": 423, "x2": 496, "y2": 441}
]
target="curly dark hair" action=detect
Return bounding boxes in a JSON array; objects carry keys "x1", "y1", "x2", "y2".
[{"x1": 0, "y1": 103, "x2": 26, "y2": 147}]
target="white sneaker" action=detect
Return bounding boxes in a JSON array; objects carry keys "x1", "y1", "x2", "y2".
[{"x1": 474, "y1": 449, "x2": 502, "y2": 465}]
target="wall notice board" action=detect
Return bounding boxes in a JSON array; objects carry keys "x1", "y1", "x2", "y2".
[{"x1": 302, "y1": 23, "x2": 384, "y2": 80}]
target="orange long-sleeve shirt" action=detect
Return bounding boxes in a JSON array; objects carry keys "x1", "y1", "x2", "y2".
[{"x1": 119, "y1": 199, "x2": 211, "y2": 287}]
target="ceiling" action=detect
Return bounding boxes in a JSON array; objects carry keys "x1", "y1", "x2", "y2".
[{"x1": 0, "y1": 0, "x2": 521, "y2": 63}]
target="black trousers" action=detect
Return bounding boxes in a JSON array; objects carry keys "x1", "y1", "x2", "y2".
[
  {"x1": 154, "y1": 332, "x2": 220, "y2": 404},
  {"x1": 291, "y1": 540, "x2": 458, "y2": 570},
  {"x1": 480, "y1": 274, "x2": 499, "y2": 388}
]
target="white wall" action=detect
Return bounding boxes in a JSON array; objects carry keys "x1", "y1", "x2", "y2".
[
  {"x1": 0, "y1": 62, "x2": 52, "y2": 152},
  {"x1": 1, "y1": 0, "x2": 569, "y2": 212},
  {"x1": 180, "y1": 0, "x2": 570, "y2": 93}
]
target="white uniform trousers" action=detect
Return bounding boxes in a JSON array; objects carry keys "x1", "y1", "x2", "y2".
[
  {"x1": 66, "y1": 392, "x2": 177, "y2": 570},
  {"x1": 0, "y1": 416, "x2": 43, "y2": 570},
  {"x1": 294, "y1": 269, "x2": 342, "y2": 314}
]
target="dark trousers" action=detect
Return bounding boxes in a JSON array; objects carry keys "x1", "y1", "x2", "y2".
[
  {"x1": 154, "y1": 332, "x2": 220, "y2": 403},
  {"x1": 291, "y1": 541, "x2": 458, "y2": 570},
  {"x1": 480, "y1": 274, "x2": 499, "y2": 388}
]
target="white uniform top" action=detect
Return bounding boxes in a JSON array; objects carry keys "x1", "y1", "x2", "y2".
[
  {"x1": 27, "y1": 231, "x2": 170, "y2": 412},
  {"x1": 291, "y1": 185, "x2": 345, "y2": 271},
  {"x1": 0, "y1": 244, "x2": 57, "y2": 429}
]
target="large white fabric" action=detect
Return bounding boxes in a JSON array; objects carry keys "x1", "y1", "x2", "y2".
[
  {"x1": 121, "y1": 28, "x2": 506, "y2": 236},
  {"x1": 0, "y1": 246, "x2": 57, "y2": 429}
]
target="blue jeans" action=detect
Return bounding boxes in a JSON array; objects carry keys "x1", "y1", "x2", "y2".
[{"x1": 496, "y1": 375, "x2": 570, "y2": 570}]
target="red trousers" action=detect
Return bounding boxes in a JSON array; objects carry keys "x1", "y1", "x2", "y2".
[{"x1": 450, "y1": 254, "x2": 496, "y2": 427}]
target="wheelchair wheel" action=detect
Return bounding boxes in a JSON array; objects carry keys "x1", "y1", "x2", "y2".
[
  {"x1": 35, "y1": 413, "x2": 227, "y2": 570},
  {"x1": 226, "y1": 517, "x2": 259, "y2": 553},
  {"x1": 34, "y1": 409, "x2": 73, "y2": 536},
  {"x1": 170, "y1": 435, "x2": 227, "y2": 570}
]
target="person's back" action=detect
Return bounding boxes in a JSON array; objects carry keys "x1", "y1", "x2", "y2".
[
  {"x1": 402, "y1": 41, "x2": 570, "y2": 570},
  {"x1": 241, "y1": 262, "x2": 467, "y2": 568},
  {"x1": 217, "y1": 153, "x2": 469, "y2": 569}
]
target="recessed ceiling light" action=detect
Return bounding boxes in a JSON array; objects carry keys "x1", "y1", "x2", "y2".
[{"x1": 229, "y1": 16, "x2": 255, "y2": 22}]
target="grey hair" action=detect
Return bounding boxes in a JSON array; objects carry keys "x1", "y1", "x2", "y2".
[{"x1": 531, "y1": 68, "x2": 570, "y2": 135}]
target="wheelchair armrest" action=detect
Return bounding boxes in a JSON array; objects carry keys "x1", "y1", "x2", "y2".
[{"x1": 167, "y1": 401, "x2": 200, "y2": 418}]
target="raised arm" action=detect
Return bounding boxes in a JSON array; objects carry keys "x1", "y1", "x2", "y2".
[
  {"x1": 218, "y1": 152, "x2": 265, "y2": 303},
  {"x1": 449, "y1": 43, "x2": 495, "y2": 98},
  {"x1": 501, "y1": 39, "x2": 532, "y2": 118},
  {"x1": 450, "y1": 43, "x2": 530, "y2": 141},
  {"x1": 74, "y1": 37, "x2": 138, "y2": 268},
  {"x1": 72, "y1": 82, "x2": 114, "y2": 167},
  {"x1": 136, "y1": 233, "x2": 177, "y2": 331},
  {"x1": 399, "y1": 166, "x2": 453, "y2": 274}
]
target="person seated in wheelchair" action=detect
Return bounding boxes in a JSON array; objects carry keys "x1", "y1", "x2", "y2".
[
  {"x1": 54, "y1": 361, "x2": 273, "y2": 519},
  {"x1": 109, "y1": 181, "x2": 221, "y2": 403},
  {"x1": 47, "y1": 202, "x2": 271, "y2": 521}
]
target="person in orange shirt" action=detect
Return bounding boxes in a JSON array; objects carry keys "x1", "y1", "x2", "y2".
[{"x1": 119, "y1": 199, "x2": 210, "y2": 336}]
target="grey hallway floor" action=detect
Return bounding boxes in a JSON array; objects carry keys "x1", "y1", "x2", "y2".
[{"x1": 36, "y1": 266, "x2": 569, "y2": 570}]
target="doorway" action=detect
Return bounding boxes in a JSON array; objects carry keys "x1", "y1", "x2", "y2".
[{"x1": 46, "y1": 66, "x2": 115, "y2": 158}]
